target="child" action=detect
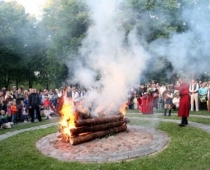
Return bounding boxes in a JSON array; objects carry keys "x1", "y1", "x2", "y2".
[
  {"x1": 6, "y1": 102, "x2": 12, "y2": 122},
  {"x1": 172, "y1": 92, "x2": 180, "y2": 111},
  {"x1": 0, "y1": 110, "x2": 11, "y2": 129},
  {"x1": 10, "y1": 102, "x2": 18, "y2": 124},
  {"x1": 1, "y1": 100, "x2": 7, "y2": 113},
  {"x1": 44, "y1": 106, "x2": 52, "y2": 119},
  {"x1": 163, "y1": 89, "x2": 173, "y2": 116},
  {"x1": 43, "y1": 96, "x2": 54, "y2": 116},
  {"x1": 20, "y1": 101, "x2": 28, "y2": 123}
]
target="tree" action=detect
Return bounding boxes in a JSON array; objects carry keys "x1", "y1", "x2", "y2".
[
  {"x1": 0, "y1": 1, "x2": 29, "y2": 89},
  {"x1": 41, "y1": 0, "x2": 90, "y2": 82}
]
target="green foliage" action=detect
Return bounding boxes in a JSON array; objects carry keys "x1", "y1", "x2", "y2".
[
  {"x1": 0, "y1": 0, "x2": 206, "y2": 88},
  {"x1": 0, "y1": 1, "x2": 29, "y2": 88},
  {"x1": 42, "y1": 0, "x2": 89, "y2": 60}
]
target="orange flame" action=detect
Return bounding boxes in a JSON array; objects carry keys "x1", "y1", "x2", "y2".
[
  {"x1": 120, "y1": 101, "x2": 128, "y2": 116},
  {"x1": 59, "y1": 90, "x2": 127, "y2": 138},
  {"x1": 59, "y1": 98, "x2": 76, "y2": 137}
]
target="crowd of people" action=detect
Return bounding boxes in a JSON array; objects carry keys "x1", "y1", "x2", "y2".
[
  {"x1": 127, "y1": 78, "x2": 210, "y2": 126},
  {"x1": 0, "y1": 86, "x2": 60, "y2": 129},
  {"x1": 0, "y1": 85, "x2": 89, "y2": 129},
  {"x1": 1, "y1": 78, "x2": 210, "y2": 129}
]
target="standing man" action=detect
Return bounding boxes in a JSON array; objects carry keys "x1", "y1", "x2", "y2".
[
  {"x1": 159, "y1": 83, "x2": 166, "y2": 109},
  {"x1": 28, "y1": 88, "x2": 42, "y2": 123},
  {"x1": 174, "y1": 78, "x2": 190, "y2": 127},
  {"x1": 189, "y1": 79, "x2": 199, "y2": 111},
  {"x1": 72, "y1": 87, "x2": 80, "y2": 105},
  {"x1": 66, "y1": 86, "x2": 72, "y2": 99}
]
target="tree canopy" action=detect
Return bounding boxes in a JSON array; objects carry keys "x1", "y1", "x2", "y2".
[{"x1": 0, "y1": 0, "x2": 208, "y2": 89}]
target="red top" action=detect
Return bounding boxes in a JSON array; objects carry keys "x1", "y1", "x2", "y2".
[
  {"x1": 43, "y1": 99, "x2": 51, "y2": 107},
  {"x1": 11, "y1": 105, "x2": 18, "y2": 114}
]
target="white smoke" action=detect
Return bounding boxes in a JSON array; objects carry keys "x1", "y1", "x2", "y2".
[
  {"x1": 150, "y1": 0, "x2": 210, "y2": 78},
  {"x1": 72, "y1": 0, "x2": 150, "y2": 116}
]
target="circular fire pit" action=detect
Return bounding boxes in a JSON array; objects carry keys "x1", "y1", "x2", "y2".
[{"x1": 36, "y1": 125, "x2": 169, "y2": 162}]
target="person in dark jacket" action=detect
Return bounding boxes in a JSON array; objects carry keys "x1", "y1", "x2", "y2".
[{"x1": 28, "y1": 88, "x2": 42, "y2": 123}]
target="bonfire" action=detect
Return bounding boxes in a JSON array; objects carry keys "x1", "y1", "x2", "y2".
[{"x1": 59, "y1": 91, "x2": 129, "y2": 145}]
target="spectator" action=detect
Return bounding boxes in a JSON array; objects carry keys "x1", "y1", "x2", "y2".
[
  {"x1": 15, "y1": 88, "x2": 24, "y2": 121},
  {"x1": 10, "y1": 101, "x2": 18, "y2": 124},
  {"x1": 198, "y1": 82, "x2": 208, "y2": 110},
  {"x1": 133, "y1": 93, "x2": 138, "y2": 109},
  {"x1": 163, "y1": 89, "x2": 173, "y2": 116},
  {"x1": 174, "y1": 78, "x2": 190, "y2": 127},
  {"x1": 20, "y1": 101, "x2": 28, "y2": 123},
  {"x1": 0, "y1": 91, "x2": 4, "y2": 109},
  {"x1": 0, "y1": 110, "x2": 11, "y2": 129},
  {"x1": 189, "y1": 79, "x2": 199, "y2": 111},
  {"x1": 5, "y1": 91, "x2": 13, "y2": 104},
  {"x1": 43, "y1": 96, "x2": 54, "y2": 114},
  {"x1": 1, "y1": 100, "x2": 7, "y2": 113},
  {"x1": 28, "y1": 88, "x2": 42, "y2": 123},
  {"x1": 159, "y1": 83, "x2": 166, "y2": 109},
  {"x1": 66, "y1": 86, "x2": 72, "y2": 99},
  {"x1": 172, "y1": 92, "x2": 180, "y2": 111},
  {"x1": 72, "y1": 87, "x2": 80, "y2": 105},
  {"x1": 43, "y1": 106, "x2": 52, "y2": 119},
  {"x1": 7, "y1": 102, "x2": 12, "y2": 122}
]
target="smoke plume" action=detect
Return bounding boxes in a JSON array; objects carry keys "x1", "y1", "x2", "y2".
[{"x1": 72, "y1": 0, "x2": 150, "y2": 116}]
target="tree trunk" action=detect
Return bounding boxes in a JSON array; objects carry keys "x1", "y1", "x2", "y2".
[
  {"x1": 5, "y1": 70, "x2": 11, "y2": 90},
  {"x1": 69, "y1": 125, "x2": 127, "y2": 145},
  {"x1": 28, "y1": 64, "x2": 33, "y2": 88}
]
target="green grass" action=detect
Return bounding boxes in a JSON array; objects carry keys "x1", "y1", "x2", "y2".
[
  {"x1": 127, "y1": 113, "x2": 210, "y2": 125},
  {"x1": 126, "y1": 109, "x2": 210, "y2": 125},
  {"x1": 0, "y1": 118, "x2": 59, "y2": 135},
  {"x1": 0, "y1": 119, "x2": 210, "y2": 170},
  {"x1": 127, "y1": 108, "x2": 210, "y2": 116}
]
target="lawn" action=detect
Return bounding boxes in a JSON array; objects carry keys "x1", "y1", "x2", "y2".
[
  {"x1": 0, "y1": 112, "x2": 210, "y2": 170},
  {"x1": 0, "y1": 117, "x2": 59, "y2": 135}
]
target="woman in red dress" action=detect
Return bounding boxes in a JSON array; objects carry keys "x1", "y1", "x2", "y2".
[
  {"x1": 141, "y1": 90, "x2": 154, "y2": 114},
  {"x1": 174, "y1": 78, "x2": 190, "y2": 126},
  {"x1": 146, "y1": 93, "x2": 154, "y2": 114},
  {"x1": 141, "y1": 93, "x2": 147, "y2": 114},
  {"x1": 137, "y1": 95, "x2": 142, "y2": 112}
]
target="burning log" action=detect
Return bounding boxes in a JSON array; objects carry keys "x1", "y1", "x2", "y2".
[
  {"x1": 75, "y1": 114, "x2": 124, "y2": 127},
  {"x1": 69, "y1": 124, "x2": 127, "y2": 145},
  {"x1": 70, "y1": 119, "x2": 129, "y2": 136}
]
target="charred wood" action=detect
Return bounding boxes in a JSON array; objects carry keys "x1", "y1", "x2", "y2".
[
  {"x1": 69, "y1": 125, "x2": 127, "y2": 145},
  {"x1": 75, "y1": 114, "x2": 124, "y2": 127},
  {"x1": 70, "y1": 119, "x2": 128, "y2": 136}
]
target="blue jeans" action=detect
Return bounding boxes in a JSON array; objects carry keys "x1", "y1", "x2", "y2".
[
  {"x1": 11, "y1": 114, "x2": 16, "y2": 124},
  {"x1": 22, "y1": 115, "x2": 28, "y2": 121}
]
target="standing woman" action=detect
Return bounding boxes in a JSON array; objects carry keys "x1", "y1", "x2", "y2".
[
  {"x1": 163, "y1": 88, "x2": 173, "y2": 116},
  {"x1": 145, "y1": 84, "x2": 154, "y2": 114},
  {"x1": 174, "y1": 78, "x2": 190, "y2": 126},
  {"x1": 198, "y1": 82, "x2": 208, "y2": 110}
]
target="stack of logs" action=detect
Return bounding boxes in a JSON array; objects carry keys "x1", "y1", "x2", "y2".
[{"x1": 60, "y1": 113, "x2": 129, "y2": 145}]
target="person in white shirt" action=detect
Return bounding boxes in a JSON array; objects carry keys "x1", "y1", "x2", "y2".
[
  {"x1": 189, "y1": 79, "x2": 199, "y2": 111},
  {"x1": 159, "y1": 84, "x2": 166, "y2": 109},
  {"x1": 71, "y1": 87, "x2": 80, "y2": 104}
]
